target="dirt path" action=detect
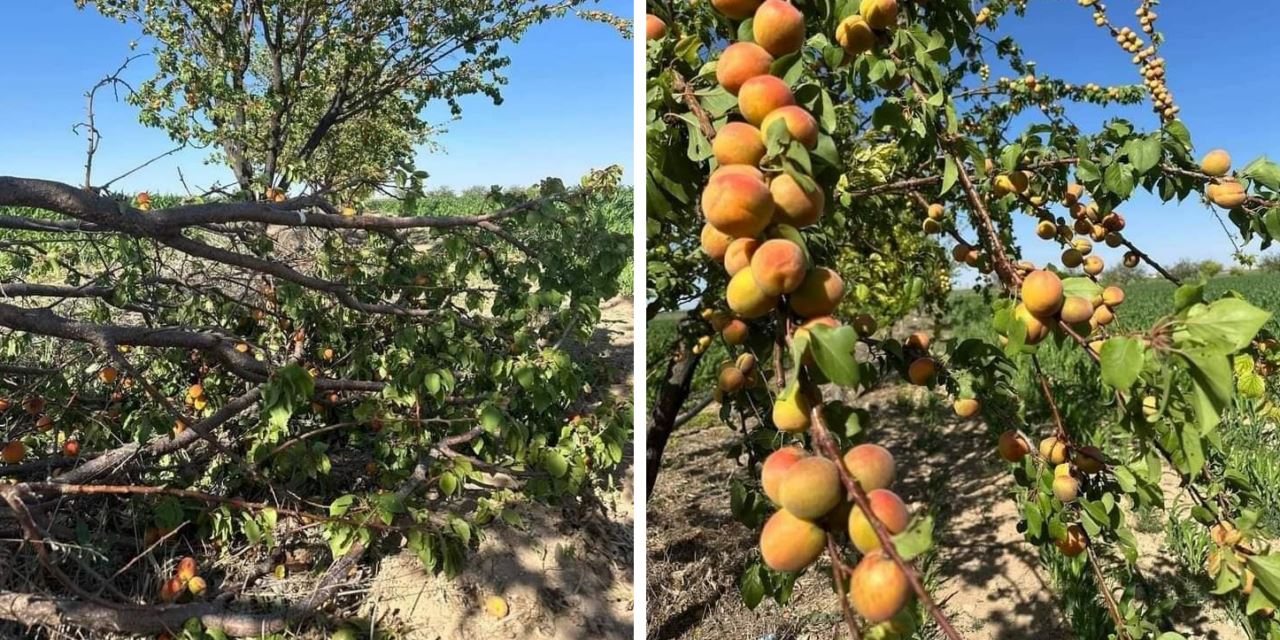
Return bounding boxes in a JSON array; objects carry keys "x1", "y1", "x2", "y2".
[{"x1": 363, "y1": 297, "x2": 634, "y2": 640}]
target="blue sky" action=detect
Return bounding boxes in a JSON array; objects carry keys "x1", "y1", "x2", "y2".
[
  {"x1": 0, "y1": 1, "x2": 632, "y2": 192},
  {"x1": 978, "y1": 2, "x2": 1280, "y2": 271}
]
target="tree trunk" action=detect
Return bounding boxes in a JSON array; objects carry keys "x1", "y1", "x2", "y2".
[{"x1": 646, "y1": 343, "x2": 702, "y2": 497}]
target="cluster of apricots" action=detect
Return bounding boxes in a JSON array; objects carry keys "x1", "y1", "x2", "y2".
[
  {"x1": 1007, "y1": 269, "x2": 1126, "y2": 351},
  {"x1": 715, "y1": 351, "x2": 759, "y2": 396},
  {"x1": 158, "y1": 556, "x2": 208, "y2": 603},
  {"x1": 759, "y1": 443, "x2": 913, "y2": 622},
  {"x1": 1200, "y1": 149, "x2": 1248, "y2": 210},
  {"x1": 995, "y1": 429, "x2": 1100, "y2": 557}
]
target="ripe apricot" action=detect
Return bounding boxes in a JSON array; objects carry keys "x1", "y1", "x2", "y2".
[
  {"x1": 762, "y1": 447, "x2": 808, "y2": 505},
  {"x1": 848, "y1": 550, "x2": 912, "y2": 623},
  {"x1": 700, "y1": 224, "x2": 734, "y2": 261},
  {"x1": 1013, "y1": 303, "x2": 1049, "y2": 345},
  {"x1": 727, "y1": 268, "x2": 778, "y2": 318},
  {"x1": 0, "y1": 398, "x2": 8, "y2": 412},
  {"x1": 1083, "y1": 255, "x2": 1104, "y2": 276},
  {"x1": 859, "y1": 0, "x2": 899, "y2": 30},
  {"x1": 779, "y1": 456, "x2": 843, "y2": 520},
  {"x1": 35, "y1": 415, "x2": 53, "y2": 431},
  {"x1": 773, "y1": 389, "x2": 811, "y2": 432},
  {"x1": 1055, "y1": 523, "x2": 1087, "y2": 557},
  {"x1": 842, "y1": 443, "x2": 895, "y2": 491},
  {"x1": 906, "y1": 357, "x2": 936, "y2": 386},
  {"x1": 713, "y1": 121, "x2": 767, "y2": 166},
  {"x1": 1093, "y1": 304, "x2": 1115, "y2": 326},
  {"x1": 1062, "y1": 183, "x2": 1084, "y2": 206},
  {"x1": 702, "y1": 173, "x2": 774, "y2": 238},
  {"x1": 645, "y1": 14, "x2": 667, "y2": 39},
  {"x1": 1052, "y1": 465, "x2": 1079, "y2": 503},
  {"x1": 724, "y1": 237, "x2": 761, "y2": 276},
  {"x1": 99, "y1": 366, "x2": 118, "y2": 384},
  {"x1": 750, "y1": 239, "x2": 807, "y2": 295},
  {"x1": 1021, "y1": 270, "x2": 1064, "y2": 317},
  {"x1": 836, "y1": 15, "x2": 875, "y2": 55},
  {"x1": 770, "y1": 173, "x2": 825, "y2": 227},
  {"x1": 997, "y1": 431, "x2": 1030, "y2": 462},
  {"x1": 62, "y1": 440, "x2": 80, "y2": 457},
  {"x1": 709, "y1": 164, "x2": 765, "y2": 184},
  {"x1": 718, "y1": 364, "x2": 747, "y2": 393},
  {"x1": 159, "y1": 576, "x2": 185, "y2": 603},
  {"x1": 1039, "y1": 436, "x2": 1068, "y2": 464},
  {"x1": 753, "y1": 0, "x2": 805, "y2": 57},
  {"x1": 1200, "y1": 149, "x2": 1231, "y2": 177},
  {"x1": 993, "y1": 171, "x2": 1028, "y2": 197},
  {"x1": 905, "y1": 332, "x2": 930, "y2": 350},
  {"x1": 953, "y1": 398, "x2": 980, "y2": 418},
  {"x1": 722, "y1": 319, "x2": 750, "y2": 345},
  {"x1": 1, "y1": 441, "x2": 26, "y2": 464},
  {"x1": 760, "y1": 105, "x2": 818, "y2": 148},
  {"x1": 759, "y1": 509, "x2": 826, "y2": 572},
  {"x1": 1101, "y1": 286, "x2": 1125, "y2": 307},
  {"x1": 177, "y1": 556, "x2": 199, "y2": 582},
  {"x1": 1059, "y1": 296, "x2": 1094, "y2": 325},
  {"x1": 788, "y1": 267, "x2": 845, "y2": 318},
  {"x1": 712, "y1": 0, "x2": 763, "y2": 20},
  {"x1": 737, "y1": 75, "x2": 795, "y2": 126},
  {"x1": 847, "y1": 489, "x2": 910, "y2": 552},
  {"x1": 716, "y1": 42, "x2": 774, "y2": 94},
  {"x1": 187, "y1": 576, "x2": 208, "y2": 596},
  {"x1": 1208, "y1": 180, "x2": 1247, "y2": 208}
]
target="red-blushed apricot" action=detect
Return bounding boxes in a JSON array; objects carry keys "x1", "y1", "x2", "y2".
[
  {"x1": 997, "y1": 431, "x2": 1030, "y2": 462},
  {"x1": 722, "y1": 319, "x2": 750, "y2": 345},
  {"x1": 645, "y1": 14, "x2": 667, "y2": 39},
  {"x1": 779, "y1": 456, "x2": 843, "y2": 520},
  {"x1": 1200, "y1": 149, "x2": 1231, "y2": 176},
  {"x1": 1013, "y1": 302, "x2": 1050, "y2": 345},
  {"x1": 712, "y1": 0, "x2": 763, "y2": 20},
  {"x1": 1074, "y1": 445, "x2": 1104, "y2": 474},
  {"x1": 724, "y1": 237, "x2": 762, "y2": 276},
  {"x1": 700, "y1": 224, "x2": 733, "y2": 261},
  {"x1": 760, "y1": 105, "x2": 819, "y2": 148},
  {"x1": 1039, "y1": 436, "x2": 1068, "y2": 464},
  {"x1": 1059, "y1": 296, "x2": 1094, "y2": 325},
  {"x1": 836, "y1": 14, "x2": 875, "y2": 55},
  {"x1": 727, "y1": 268, "x2": 778, "y2": 318},
  {"x1": 159, "y1": 576, "x2": 185, "y2": 603},
  {"x1": 773, "y1": 388, "x2": 811, "y2": 432},
  {"x1": 62, "y1": 440, "x2": 80, "y2": 457},
  {"x1": 847, "y1": 489, "x2": 910, "y2": 552},
  {"x1": 23, "y1": 396, "x2": 44, "y2": 415},
  {"x1": 709, "y1": 164, "x2": 765, "y2": 184},
  {"x1": 718, "y1": 363, "x2": 747, "y2": 393},
  {"x1": 953, "y1": 398, "x2": 980, "y2": 418},
  {"x1": 753, "y1": 0, "x2": 805, "y2": 57},
  {"x1": 852, "y1": 314, "x2": 877, "y2": 337},
  {"x1": 716, "y1": 42, "x2": 774, "y2": 94},
  {"x1": 1102, "y1": 286, "x2": 1125, "y2": 307},
  {"x1": 738, "y1": 75, "x2": 796, "y2": 126},
  {"x1": 770, "y1": 173, "x2": 824, "y2": 227},
  {"x1": 759, "y1": 509, "x2": 826, "y2": 572},
  {"x1": 762, "y1": 447, "x2": 808, "y2": 505},
  {"x1": 0, "y1": 398, "x2": 9, "y2": 412},
  {"x1": 905, "y1": 332, "x2": 930, "y2": 350},
  {"x1": 702, "y1": 173, "x2": 774, "y2": 237},
  {"x1": 906, "y1": 357, "x2": 935, "y2": 386},
  {"x1": 177, "y1": 556, "x2": 198, "y2": 582},
  {"x1": 1, "y1": 441, "x2": 25, "y2": 464},
  {"x1": 788, "y1": 267, "x2": 844, "y2": 318},
  {"x1": 842, "y1": 443, "x2": 895, "y2": 491},
  {"x1": 750, "y1": 239, "x2": 807, "y2": 295},
  {"x1": 713, "y1": 121, "x2": 767, "y2": 166},
  {"x1": 859, "y1": 0, "x2": 899, "y2": 30},
  {"x1": 848, "y1": 550, "x2": 912, "y2": 623},
  {"x1": 1055, "y1": 523, "x2": 1087, "y2": 557},
  {"x1": 1021, "y1": 269, "x2": 1064, "y2": 318}
]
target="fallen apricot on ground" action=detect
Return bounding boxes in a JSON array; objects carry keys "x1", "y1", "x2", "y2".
[{"x1": 1, "y1": 441, "x2": 26, "y2": 464}]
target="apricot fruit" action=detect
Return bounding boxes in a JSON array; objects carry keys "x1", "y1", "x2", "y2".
[
  {"x1": 718, "y1": 364, "x2": 747, "y2": 393},
  {"x1": 35, "y1": 415, "x2": 53, "y2": 431},
  {"x1": 709, "y1": 164, "x2": 765, "y2": 184},
  {"x1": 1059, "y1": 296, "x2": 1094, "y2": 325},
  {"x1": 759, "y1": 508, "x2": 826, "y2": 572},
  {"x1": 727, "y1": 268, "x2": 779, "y2": 318},
  {"x1": 99, "y1": 366, "x2": 118, "y2": 384},
  {"x1": 906, "y1": 357, "x2": 936, "y2": 386},
  {"x1": 997, "y1": 431, "x2": 1030, "y2": 462},
  {"x1": 753, "y1": 0, "x2": 805, "y2": 57},
  {"x1": 773, "y1": 389, "x2": 812, "y2": 432},
  {"x1": 848, "y1": 550, "x2": 912, "y2": 623},
  {"x1": 1036, "y1": 220, "x2": 1056, "y2": 239},
  {"x1": 713, "y1": 121, "x2": 767, "y2": 166},
  {"x1": 724, "y1": 237, "x2": 761, "y2": 276},
  {"x1": 716, "y1": 42, "x2": 774, "y2": 94},
  {"x1": 1083, "y1": 255, "x2": 1104, "y2": 276},
  {"x1": 762, "y1": 446, "x2": 808, "y2": 505},
  {"x1": 23, "y1": 396, "x2": 44, "y2": 415},
  {"x1": 1, "y1": 441, "x2": 25, "y2": 464},
  {"x1": 993, "y1": 171, "x2": 1028, "y2": 197},
  {"x1": 750, "y1": 239, "x2": 807, "y2": 295},
  {"x1": 702, "y1": 172, "x2": 775, "y2": 238},
  {"x1": 859, "y1": 0, "x2": 899, "y2": 30},
  {"x1": 1061, "y1": 248, "x2": 1084, "y2": 269},
  {"x1": 760, "y1": 105, "x2": 819, "y2": 148},
  {"x1": 738, "y1": 75, "x2": 795, "y2": 126},
  {"x1": 836, "y1": 15, "x2": 876, "y2": 55},
  {"x1": 953, "y1": 398, "x2": 980, "y2": 418},
  {"x1": 905, "y1": 332, "x2": 930, "y2": 350},
  {"x1": 159, "y1": 576, "x2": 185, "y2": 602},
  {"x1": 736, "y1": 353, "x2": 757, "y2": 374},
  {"x1": 1055, "y1": 523, "x2": 1087, "y2": 557},
  {"x1": 1208, "y1": 179, "x2": 1247, "y2": 209},
  {"x1": 779, "y1": 456, "x2": 843, "y2": 520},
  {"x1": 852, "y1": 314, "x2": 878, "y2": 337},
  {"x1": 722, "y1": 319, "x2": 750, "y2": 345},
  {"x1": 62, "y1": 440, "x2": 80, "y2": 457},
  {"x1": 1093, "y1": 304, "x2": 1115, "y2": 326},
  {"x1": 770, "y1": 173, "x2": 825, "y2": 227},
  {"x1": 712, "y1": 0, "x2": 763, "y2": 19},
  {"x1": 1101, "y1": 286, "x2": 1125, "y2": 307},
  {"x1": 1021, "y1": 269, "x2": 1064, "y2": 318},
  {"x1": 0, "y1": 398, "x2": 8, "y2": 412},
  {"x1": 645, "y1": 14, "x2": 667, "y2": 39},
  {"x1": 787, "y1": 268, "x2": 843, "y2": 318},
  {"x1": 848, "y1": 489, "x2": 910, "y2": 552},
  {"x1": 187, "y1": 576, "x2": 208, "y2": 596},
  {"x1": 842, "y1": 443, "x2": 895, "y2": 491},
  {"x1": 1200, "y1": 149, "x2": 1231, "y2": 177},
  {"x1": 1062, "y1": 183, "x2": 1084, "y2": 206},
  {"x1": 701, "y1": 224, "x2": 734, "y2": 261},
  {"x1": 1052, "y1": 466, "x2": 1079, "y2": 503},
  {"x1": 1039, "y1": 436, "x2": 1068, "y2": 464},
  {"x1": 1013, "y1": 303, "x2": 1050, "y2": 345}
]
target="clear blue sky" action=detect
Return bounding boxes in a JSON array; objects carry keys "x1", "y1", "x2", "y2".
[
  {"x1": 980, "y1": 2, "x2": 1280, "y2": 271},
  {"x1": 0, "y1": 1, "x2": 632, "y2": 192}
]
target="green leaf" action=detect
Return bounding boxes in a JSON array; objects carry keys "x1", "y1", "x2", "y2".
[
  {"x1": 892, "y1": 515, "x2": 934, "y2": 561},
  {"x1": 1173, "y1": 283, "x2": 1205, "y2": 312},
  {"x1": 1103, "y1": 161, "x2": 1136, "y2": 198},
  {"x1": 542, "y1": 450, "x2": 569, "y2": 478},
  {"x1": 1164, "y1": 119, "x2": 1192, "y2": 150},
  {"x1": 330, "y1": 494, "x2": 356, "y2": 517},
  {"x1": 1176, "y1": 298, "x2": 1271, "y2": 354},
  {"x1": 1126, "y1": 135, "x2": 1162, "y2": 174},
  {"x1": 1061, "y1": 277, "x2": 1102, "y2": 300},
  {"x1": 1100, "y1": 338, "x2": 1143, "y2": 390},
  {"x1": 941, "y1": 155, "x2": 958, "y2": 195},
  {"x1": 1246, "y1": 554, "x2": 1280, "y2": 605},
  {"x1": 740, "y1": 563, "x2": 766, "y2": 609},
  {"x1": 807, "y1": 324, "x2": 861, "y2": 387}
]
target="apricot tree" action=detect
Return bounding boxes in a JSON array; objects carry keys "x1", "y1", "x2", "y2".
[{"x1": 647, "y1": 0, "x2": 1280, "y2": 636}]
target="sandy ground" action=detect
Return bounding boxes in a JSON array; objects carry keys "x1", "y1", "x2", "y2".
[{"x1": 361, "y1": 297, "x2": 635, "y2": 640}]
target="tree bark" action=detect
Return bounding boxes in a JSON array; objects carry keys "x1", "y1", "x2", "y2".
[{"x1": 646, "y1": 342, "x2": 702, "y2": 497}]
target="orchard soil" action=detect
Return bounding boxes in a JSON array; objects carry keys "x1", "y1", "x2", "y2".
[
  {"x1": 359, "y1": 296, "x2": 635, "y2": 640},
  {"x1": 646, "y1": 321, "x2": 1244, "y2": 640}
]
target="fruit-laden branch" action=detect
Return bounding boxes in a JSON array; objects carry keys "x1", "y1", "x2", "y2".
[{"x1": 672, "y1": 71, "x2": 717, "y2": 141}]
